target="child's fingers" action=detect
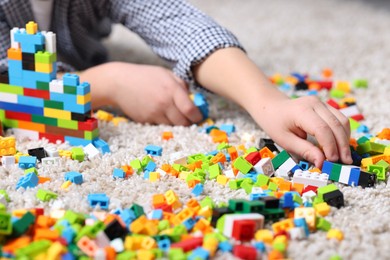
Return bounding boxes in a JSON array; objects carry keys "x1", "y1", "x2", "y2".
[
  {"x1": 173, "y1": 86, "x2": 203, "y2": 123},
  {"x1": 314, "y1": 103, "x2": 352, "y2": 164},
  {"x1": 280, "y1": 132, "x2": 325, "y2": 168},
  {"x1": 165, "y1": 105, "x2": 191, "y2": 126},
  {"x1": 327, "y1": 105, "x2": 351, "y2": 138},
  {"x1": 297, "y1": 108, "x2": 339, "y2": 162}
]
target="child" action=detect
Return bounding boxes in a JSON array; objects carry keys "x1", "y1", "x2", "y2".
[{"x1": 0, "y1": 0, "x2": 352, "y2": 167}]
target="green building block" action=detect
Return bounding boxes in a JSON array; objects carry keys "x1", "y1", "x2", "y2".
[
  {"x1": 329, "y1": 255, "x2": 343, "y2": 260},
  {"x1": 349, "y1": 118, "x2": 360, "y2": 131},
  {"x1": 130, "y1": 159, "x2": 143, "y2": 173},
  {"x1": 15, "y1": 239, "x2": 51, "y2": 258},
  {"x1": 242, "y1": 200, "x2": 265, "y2": 214},
  {"x1": 172, "y1": 164, "x2": 189, "y2": 172},
  {"x1": 200, "y1": 196, "x2": 214, "y2": 209},
  {"x1": 316, "y1": 217, "x2": 331, "y2": 231},
  {"x1": 330, "y1": 89, "x2": 345, "y2": 98},
  {"x1": 208, "y1": 164, "x2": 221, "y2": 179},
  {"x1": 36, "y1": 81, "x2": 50, "y2": 90},
  {"x1": 217, "y1": 142, "x2": 230, "y2": 151},
  {"x1": 0, "y1": 212, "x2": 12, "y2": 235},
  {"x1": 35, "y1": 51, "x2": 56, "y2": 64},
  {"x1": 0, "y1": 203, "x2": 6, "y2": 211},
  {"x1": 75, "y1": 220, "x2": 105, "y2": 242},
  {"x1": 117, "y1": 251, "x2": 136, "y2": 260},
  {"x1": 312, "y1": 196, "x2": 324, "y2": 205},
  {"x1": 376, "y1": 160, "x2": 389, "y2": 171},
  {"x1": 357, "y1": 136, "x2": 369, "y2": 145},
  {"x1": 24, "y1": 167, "x2": 38, "y2": 175},
  {"x1": 152, "y1": 248, "x2": 163, "y2": 258},
  {"x1": 0, "y1": 83, "x2": 23, "y2": 94},
  {"x1": 130, "y1": 203, "x2": 145, "y2": 218},
  {"x1": 168, "y1": 248, "x2": 186, "y2": 260},
  {"x1": 245, "y1": 147, "x2": 258, "y2": 154},
  {"x1": 262, "y1": 208, "x2": 285, "y2": 221},
  {"x1": 158, "y1": 220, "x2": 170, "y2": 231},
  {"x1": 187, "y1": 153, "x2": 205, "y2": 164},
  {"x1": 31, "y1": 114, "x2": 58, "y2": 126},
  {"x1": 367, "y1": 165, "x2": 386, "y2": 181},
  {"x1": 11, "y1": 211, "x2": 35, "y2": 238},
  {"x1": 268, "y1": 182, "x2": 278, "y2": 191},
  {"x1": 293, "y1": 194, "x2": 303, "y2": 205},
  {"x1": 0, "y1": 190, "x2": 10, "y2": 203},
  {"x1": 273, "y1": 241, "x2": 286, "y2": 253},
  {"x1": 329, "y1": 163, "x2": 342, "y2": 182},
  {"x1": 233, "y1": 156, "x2": 252, "y2": 174},
  {"x1": 353, "y1": 79, "x2": 368, "y2": 89},
  {"x1": 36, "y1": 189, "x2": 58, "y2": 202},
  {"x1": 241, "y1": 181, "x2": 254, "y2": 194},
  {"x1": 43, "y1": 99, "x2": 63, "y2": 109},
  {"x1": 272, "y1": 150, "x2": 290, "y2": 169},
  {"x1": 58, "y1": 119, "x2": 78, "y2": 130},
  {"x1": 71, "y1": 147, "x2": 85, "y2": 162},
  {"x1": 63, "y1": 210, "x2": 86, "y2": 225},
  {"x1": 228, "y1": 179, "x2": 243, "y2": 190},
  {"x1": 228, "y1": 199, "x2": 248, "y2": 213},
  {"x1": 317, "y1": 184, "x2": 338, "y2": 201},
  {"x1": 255, "y1": 174, "x2": 270, "y2": 186}
]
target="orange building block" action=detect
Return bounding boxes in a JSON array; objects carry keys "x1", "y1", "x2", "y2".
[
  {"x1": 2, "y1": 236, "x2": 31, "y2": 253},
  {"x1": 7, "y1": 48, "x2": 22, "y2": 60},
  {"x1": 34, "y1": 228, "x2": 59, "y2": 241},
  {"x1": 227, "y1": 146, "x2": 238, "y2": 161},
  {"x1": 162, "y1": 131, "x2": 174, "y2": 140},
  {"x1": 259, "y1": 147, "x2": 275, "y2": 159}
]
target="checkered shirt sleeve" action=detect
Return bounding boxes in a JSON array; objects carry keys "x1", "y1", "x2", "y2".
[{"x1": 109, "y1": 0, "x2": 244, "y2": 83}]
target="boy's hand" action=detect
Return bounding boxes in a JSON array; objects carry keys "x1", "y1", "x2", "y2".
[
  {"x1": 255, "y1": 95, "x2": 352, "y2": 168},
  {"x1": 82, "y1": 62, "x2": 203, "y2": 125}
]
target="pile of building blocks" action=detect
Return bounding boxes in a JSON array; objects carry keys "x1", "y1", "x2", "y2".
[{"x1": 0, "y1": 21, "x2": 99, "y2": 146}]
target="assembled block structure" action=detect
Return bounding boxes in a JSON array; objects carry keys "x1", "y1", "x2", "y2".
[{"x1": 0, "y1": 22, "x2": 99, "y2": 146}]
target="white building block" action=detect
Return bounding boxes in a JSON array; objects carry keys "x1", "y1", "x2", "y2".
[
  {"x1": 83, "y1": 143, "x2": 100, "y2": 160},
  {"x1": 289, "y1": 227, "x2": 306, "y2": 240},
  {"x1": 275, "y1": 168, "x2": 289, "y2": 179},
  {"x1": 279, "y1": 157, "x2": 297, "y2": 172},
  {"x1": 224, "y1": 169, "x2": 236, "y2": 179},
  {"x1": 45, "y1": 31, "x2": 56, "y2": 53},
  {"x1": 293, "y1": 170, "x2": 329, "y2": 187},
  {"x1": 44, "y1": 147, "x2": 59, "y2": 157},
  {"x1": 110, "y1": 238, "x2": 124, "y2": 252},
  {"x1": 41, "y1": 157, "x2": 60, "y2": 166},
  {"x1": 339, "y1": 105, "x2": 360, "y2": 118},
  {"x1": 1, "y1": 156, "x2": 15, "y2": 167},
  {"x1": 49, "y1": 79, "x2": 64, "y2": 93},
  {"x1": 253, "y1": 157, "x2": 275, "y2": 176},
  {"x1": 12, "y1": 128, "x2": 39, "y2": 140},
  {"x1": 0, "y1": 93, "x2": 17, "y2": 103}
]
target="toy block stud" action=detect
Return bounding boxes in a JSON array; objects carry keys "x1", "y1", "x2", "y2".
[{"x1": 26, "y1": 21, "x2": 38, "y2": 34}]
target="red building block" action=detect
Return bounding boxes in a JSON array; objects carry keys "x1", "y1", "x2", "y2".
[
  {"x1": 232, "y1": 220, "x2": 256, "y2": 242},
  {"x1": 171, "y1": 237, "x2": 203, "y2": 252},
  {"x1": 233, "y1": 245, "x2": 257, "y2": 260},
  {"x1": 245, "y1": 151, "x2": 261, "y2": 166}
]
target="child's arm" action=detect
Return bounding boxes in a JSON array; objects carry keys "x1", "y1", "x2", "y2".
[
  {"x1": 80, "y1": 62, "x2": 203, "y2": 126},
  {"x1": 193, "y1": 48, "x2": 352, "y2": 168}
]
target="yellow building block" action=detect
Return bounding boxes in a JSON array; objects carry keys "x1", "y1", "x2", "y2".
[
  {"x1": 96, "y1": 110, "x2": 113, "y2": 121},
  {"x1": 384, "y1": 146, "x2": 390, "y2": 156},
  {"x1": 35, "y1": 62, "x2": 53, "y2": 73},
  {"x1": 59, "y1": 150, "x2": 72, "y2": 159},
  {"x1": 77, "y1": 93, "x2": 91, "y2": 105},
  {"x1": 26, "y1": 21, "x2": 38, "y2": 34},
  {"x1": 294, "y1": 207, "x2": 316, "y2": 231},
  {"x1": 172, "y1": 208, "x2": 194, "y2": 226},
  {"x1": 216, "y1": 175, "x2": 229, "y2": 185},
  {"x1": 61, "y1": 180, "x2": 72, "y2": 190},
  {"x1": 144, "y1": 221, "x2": 158, "y2": 236},
  {"x1": 193, "y1": 218, "x2": 211, "y2": 233},
  {"x1": 149, "y1": 172, "x2": 161, "y2": 182},
  {"x1": 140, "y1": 237, "x2": 157, "y2": 250},
  {"x1": 203, "y1": 237, "x2": 218, "y2": 257},
  {"x1": 0, "y1": 136, "x2": 16, "y2": 156},
  {"x1": 47, "y1": 241, "x2": 66, "y2": 260},
  {"x1": 130, "y1": 215, "x2": 147, "y2": 234},
  {"x1": 112, "y1": 116, "x2": 128, "y2": 126},
  {"x1": 272, "y1": 219, "x2": 294, "y2": 233},
  {"x1": 255, "y1": 229, "x2": 273, "y2": 244},
  {"x1": 327, "y1": 229, "x2": 344, "y2": 241},
  {"x1": 137, "y1": 249, "x2": 155, "y2": 260},
  {"x1": 335, "y1": 81, "x2": 351, "y2": 93},
  {"x1": 164, "y1": 190, "x2": 182, "y2": 209},
  {"x1": 314, "y1": 202, "x2": 331, "y2": 217},
  {"x1": 44, "y1": 108, "x2": 71, "y2": 120},
  {"x1": 197, "y1": 206, "x2": 212, "y2": 219}
]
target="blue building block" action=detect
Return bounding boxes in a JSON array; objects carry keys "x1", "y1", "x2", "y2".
[
  {"x1": 63, "y1": 101, "x2": 91, "y2": 114},
  {"x1": 321, "y1": 161, "x2": 333, "y2": 175},
  {"x1": 218, "y1": 241, "x2": 233, "y2": 252},
  {"x1": 204, "y1": 125, "x2": 218, "y2": 134},
  {"x1": 188, "y1": 247, "x2": 210, "y2": 260},
  {"x1": 18, "y1": 156, "x2": 37, "y2": 169},
  {"x1": 143, "y1": 170, "x2": 150, "y2": 180},
  {"x1": 348, "y1": 167, "x2": 361, "y2": 186},
  {"x1": 61, "y1": 252, "x2": 76, "y2": 260},
  {"x1": 87, "y1": 193, "x2": 109, "y2": 210},
  {"x1": 219, "y1": 124, "x2": 235, "y2": 136},
  {"x1": 193, "y1": 93, "x2": 209, "y2": 119},
  {"x1": 151, "y1": 209, "x2": 163, "y2": 220},
  {"x1": 145, "y1": 161, "x2": 157, "y2": 172},
  {"x1": 0, "y1": 101, "x2": 43, "y2": 116},
  {"x1": 63, "y1": 73, "x2": 80, "y2": 87},
  {"x1": 253, "y1": 242, "x2": 266, "y2": 253},
  {"x1": 282, "y1": 193, "x2": 294, "y2": 209},
  {"x1": 8, "y1": 60, "x2": 22, "y2": 78},
  {"x1": 113, "y1": 168, "x2": 125, "y2": 178},
  {"x1": 191, "y1": 183, "x2": 204, "y2": 197},
  {"x1": 119, "y1": 208, "x2": 136, "y2": 226},
  {"x1": 64, "y1": 171, "x2": 83, "y2": 184},
  {"x1": 77, "y1": 82, "x2": 91, "y2": 95},
  {"x1": 145, "y1": 145, "x2": 162, "y2": 156},
  {"x1": 357, "y1": 125, "x2": 369, "y2": 133},
  {"x1": 291, "y1": 72, "x2": 306, "y2": 82},
  {"x1": 22, "y1": 70, "x2": 55, "y2": 89},
  {"x1": 92, "y1": 138, "x2": 110, "y2": 154},
  {"x1": 158, "y1": 238, "x2": 171, "y2": 252},
  {"x1": 182, "y1": 217, "x2": 196, "y2": 231},
  {"x1": 65, "y1": 136, "x2": 92, "y2": 147},
  {"x1": 9, "y1": 76, "x2": 23, "y2": 86},
  {"x1": 298, "y1": 161, "x2": 310, "y2": 170},
  {"x1": 294, "y1": 217, "x2": 309, "y2": 237},
  {"x1": 17, "y1": 95, "x2": 44, "y2": 107},
  {"x1": 61, "y1": 227, "x2": 76, "y2": 244},
  {"x1": 16, "y1": 172, "x2": 39, "y2": 190}
]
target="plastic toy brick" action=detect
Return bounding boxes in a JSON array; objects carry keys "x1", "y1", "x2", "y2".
[
  {"x1": 0, "y1": 211, "x2": 12, "y2": 235},
  {"x1": 113, "y1": 168, "x2": 126, "y2": 178},
  {"x1": 36, "y1": 189, "x2": 58, "y2": 202},
  {"x1": 145, "y1": 144, "x2": 163, "y2": 156},
  {"x1": 323, "y1": 190, "x2": 344, "y2": 209},
  {"x1": 16, "y1": 172, "x2": 39, "y2": 190},
  {"x1": 88, "y1": 193, "x2": 109, "y2": 210},
  {"x1": 64, "y1": 171, "x2": 83, "y2": 184},
  {"x1": 294, "y1": 207, "x2": 316, "y2": 231},
  {"x1": 233, "y1": 156, "x2": 252, "y2": 174},
  {"x1": 92, "y1": 138, "x2": 110, "y2": 154},
  {"x1": 149, "y1": 171, "x2": 161, "y2": 182},
  {"x1": 327, "y1": 229, "x2": 344, "y2": 241},
  {"x1": 367, "y1": 164, "x2": 386, "y2": 181},
  {"x1": 233, "y1": 244, "x2": 257, "y2": 260},
  {"x1": 293, "y1": 169, "x2": 329, "y2": 187}
]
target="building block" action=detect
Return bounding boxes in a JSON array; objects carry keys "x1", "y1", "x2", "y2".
[{"x1": 88, "y1": 193, "x2": 110, "y2": 210}]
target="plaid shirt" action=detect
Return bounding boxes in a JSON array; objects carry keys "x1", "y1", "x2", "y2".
[{"x1": 0, "y1": 0, "x2": 243, "y2": 82}]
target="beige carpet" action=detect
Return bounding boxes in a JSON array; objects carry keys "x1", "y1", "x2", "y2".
[{"x1": 2, "y1": 0, "x2": 390, "y2": 259}]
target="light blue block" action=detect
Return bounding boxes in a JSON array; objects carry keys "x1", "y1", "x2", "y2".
[
  {"x1": 16, "y1": 172, "x2": 39, "y2": 190},
  {"x1": 92, "y1": 138, "x2": 110, "y2": 154},
  {"x1": 220, "y1": 124, "x2": 235, "y2": 136},
  {"x1": 64, "y1": 171, "x2": 83, "y2": 184},
  {"x1": 87, "y1": 193, "x2": 109, "y2": 210},
  {"x1": 14, "y1": 30, "x2": 45, "y2": 45},
  {"x1": 113, "y1": 168, "x2": 125, "y2": 178},
  {"x1": 65, "y1": 136, "x2": 92, "y2": 147},
  {"x1": 77, "y1": 82, "x2": 91, "y2": 95},
  {"x1": 145, "y1": 145, "x2": 162, "y2": 156},
  {"x1": 50, "y1": 92, "x2": 77, "y2": 103},
  {"x1": 63, "y1": 101, "x2": 91, "y2": 114},
  {"x1": 63, "y1": 73, "x2": 80, "y2": 87},
  {"x1": 18, "y1": 95, "x2": 44, "y2": 107},
  {"x1": 8, "y1": 60, "x2": 22, "y2": 78},
  {"x1": 9, "y1": 77, "x2": 23, "y2": 86}
]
